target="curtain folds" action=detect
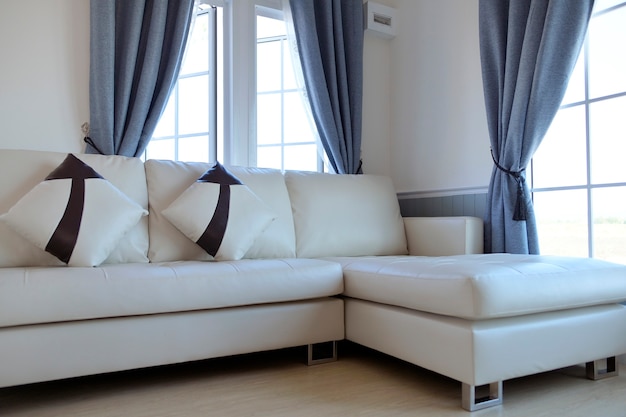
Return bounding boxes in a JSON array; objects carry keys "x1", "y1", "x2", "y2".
[
  {"x1": 288, "y1": 0, "x2": 364, "y2": 174},
  {"x1": 479, "y1": 0, "x2": 594, "y2": 254},
  {"x1": 87, "y1": 0, "x2": 195, "y2": 157}
]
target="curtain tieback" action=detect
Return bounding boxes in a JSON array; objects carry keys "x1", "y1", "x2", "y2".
[
  {"x1": 81, "y1": 124, "x2": 105, "y2": 156},
  {"x1": 490, "y1": 149, "x2": 528, "y2": 221},
  {"x1": 83, "y1": 137, "x2": 105, "y2": 155}
]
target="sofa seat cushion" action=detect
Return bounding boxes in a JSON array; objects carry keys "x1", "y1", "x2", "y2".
[
  {"x1": 334, "y1": 254, "x2": 626, "y2": 320},
  {"x1": 0, "y1": 259, "x2": 343, "y2": 328}
]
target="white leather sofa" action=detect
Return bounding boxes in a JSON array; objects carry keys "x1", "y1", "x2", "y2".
[{"x1": 1, "y1": 149, "x2": 625, "y2": 411}]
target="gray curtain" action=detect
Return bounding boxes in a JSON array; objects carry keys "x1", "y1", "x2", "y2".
[
  {"x1": 480, "y1": 0, "x2": 594, "y2": 254},
  {"x1": 87, "y1": 0, "x2": 195, "y2": 157},
  {"x1": 289, "y1": 0, "x2": 364, "y2": 174}
]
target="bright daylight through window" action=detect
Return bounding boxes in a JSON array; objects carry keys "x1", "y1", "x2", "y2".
[
  {"x1": 145, "y1": 1, "x2": 322, "y2": 172},
  {"x1": 531, "y1": 0, "x2": 626, "y2": 264},
  {"x1": 256, "y1": 11, "x2": 320, "y2": 172},
  {"x1": 146, "y1": 4, "x2": 219, "y2": 163}
]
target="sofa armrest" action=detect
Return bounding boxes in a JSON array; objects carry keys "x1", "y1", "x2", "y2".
[{"x1": 403, "y1": 216, "x2": 484, "y2": 256}]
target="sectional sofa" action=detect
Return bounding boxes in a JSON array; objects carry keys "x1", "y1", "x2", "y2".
[{"x1": 1, "y1": 149, "x2": 626, "y2": 411}]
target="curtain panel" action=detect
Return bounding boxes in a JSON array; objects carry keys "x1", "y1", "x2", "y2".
[
  {"x1": 479, "y1": 0, "x2": 594, "y2": 254},
  {"x1": 289, "y1": 0, "x2": 364, "y2": 174},
  {"x1": 87, "y1": 0, "x2": 194, "y2": 157}
]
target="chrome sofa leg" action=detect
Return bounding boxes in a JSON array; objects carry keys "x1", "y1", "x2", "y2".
[
  {"x1": 586, "y1": 357, "x2": 619, "y2": 380},
  {"x1": 461, "y1": 381, "x2": 503, "y2": 411},
  {"x1": 307, "y1": 341, "x2": 338, "y2": 365}
]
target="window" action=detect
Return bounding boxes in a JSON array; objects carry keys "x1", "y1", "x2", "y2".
[
  {"x1": 256, "y1": 10, "x2": 321, "y2": 172},
  {"x1": 531, "y1": 0, "x2": 626, "y2": 264},
  {"x1": 145, "y1": 0, "x2": 322, "y2": 172},
  {"x1": 146, "y1": 4, "x2": 221, "y2": 163}
]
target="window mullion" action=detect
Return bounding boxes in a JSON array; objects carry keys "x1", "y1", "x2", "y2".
[
  {"x1": 582, "y1": 34, "x2": 593, "y2": 258},
  {"x1": 280, "y1": 37, "x2": 286, "y2": 171},
  {"x1": 174, "y1": 83, "x2": 180, "y2": 161},
  {"x1": 209, "y1": 6, "x2": 218, "y2": 162}
]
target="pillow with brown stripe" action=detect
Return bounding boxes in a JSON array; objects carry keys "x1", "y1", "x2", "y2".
[
  {"x1": 162, "y1": 162, "x2": 276, "y2": 261},
  {"x1": 0, "y1": 153, "x2": 148, "y2": 267}
]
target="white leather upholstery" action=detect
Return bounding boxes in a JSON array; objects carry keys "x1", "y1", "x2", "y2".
[
  {"x1": 145, "y1": 160, "x2": 296, "y2": 261},
  {"x1": 285, "y1": 171, "x2": 408, "y2": 258},
  {"x1": 0, "y1": 258, "x2": 343, "y2": 328},
  {"x1": 2, "y1": 148, "x2": 626, "y2": 405},
  {"x1": 336, "y1": 254, "x2": 626, "y2": 319},
  {"x1": 404, "y1": 216, "x2": 483, "y2": 256},
  {"x1": 0, "y1": 298, "x2": 344, "y2": 388},
  {"x1": 346, "y1": 298, "x2": 626, "y2": 386},
  {"x1": 0, "y1": 150, "x2": 149, "y2": 267}
]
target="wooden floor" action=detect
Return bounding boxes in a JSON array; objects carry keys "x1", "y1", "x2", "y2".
[{"x1": 1, "y1": 342, "x2": 625, "y2": 417}]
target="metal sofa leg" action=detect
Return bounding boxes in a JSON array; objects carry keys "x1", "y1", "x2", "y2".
[
  {"x1": 307, "y1": 341, "x2": 338, "y2": 365},
  {"x1": 461, "y1": 381, "x2": 503, "y2": 411},
  {"x1": 586, "y1": 357, "x2": 619, "y2": 380}
]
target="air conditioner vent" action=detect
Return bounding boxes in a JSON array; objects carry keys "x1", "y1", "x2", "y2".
[{"x1": 364, "y1": 2, "x2": 397, "y2": 39}]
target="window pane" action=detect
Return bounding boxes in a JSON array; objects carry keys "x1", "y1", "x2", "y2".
[
  {"x1": 254, "y1": 10, "x2": 320, "y2": 172},
  {"x1": 594, "y1": 0, "x2": 626, "y2": 13},
  {"x1": 147, "y1": 5, "x2": 219, "y2": 163},
  {"x1": 257, "y1": 14, "x2": 285, "y2": 39},
  {"x1": 257, "y1": 93, "x2": 282, "y2": 145},
  {"x1": 178, "y1": 75, "x2": 209, "y2": 135},
  {"x1": 257, "y1": 41, "x2": 282, "y2": 92},
  {"x1": 153, "y1": 92, "x2": 176, "y2": 138},
  {"x1": 532, "y1": 105, "x2": 587, "y2": 188},
  {"x1": 588, "y1": 5, "x2": 626, "y2": 99},
  {"x1": 282, "y1": 40, "x2": 297, "y2": 90},
  {"x1": 145, "y1": 138, "x2": 175, "y2": 161},
  {"x1": 284, "y1": 144, "x2": 318, "y2": 171},
  {"x1": 593, "y1": 187, "x2": 626, "y2": 264},
  {"x1": 180, "y1": 12, "x2": 209, "y2": 76},
  {"x1": 284, "y1": 92, "x2": 315, "y2": 144},
  {"x1": 178, "y1": 135, "x2": 209, "y2": 162},
  {"x1": 589, "y1": 96, "x2": 626, "y2": 184},
  {"x1": 534, "y1": 190, "x2": 589, "y2": 258},
  {"x1": 257, "y1": 145, "x2": 282, "y2": 170},
  {"x1": 560, "y1": 48, "x2": 586, "y2": 106}
]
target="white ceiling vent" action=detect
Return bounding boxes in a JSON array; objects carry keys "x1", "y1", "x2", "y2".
[{"x1": 364, "y1": 2, "x2": 397, "y2": 39}]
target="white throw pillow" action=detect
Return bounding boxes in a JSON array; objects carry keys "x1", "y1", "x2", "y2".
[
  {"x1": 0, "y1": 154, "x2": 148, "y2": 267},
  {"x1": 144, "y1": 160, "x2": 296, "y2": 262},
  {"x1": 162, "y1": 162, "x2": 276, "y2": 261}
]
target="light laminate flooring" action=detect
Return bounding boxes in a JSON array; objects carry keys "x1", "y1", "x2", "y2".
[{"x1": 1, "y1": 342, "x2": 625, "y2": 417}]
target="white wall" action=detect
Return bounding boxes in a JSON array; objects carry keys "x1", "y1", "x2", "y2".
[
  {"x1": 0, "y1": 0, "x2": 491, "y2": 194},
  {"x1": 363, "y1": 0, "x2": 492, "y2": 195},
  {"x1": 361, "y1": 25, "x2": 393, "y2": 178},
  {"x1": 0, "y1": 0, "x2": 89, "y2": 153}
]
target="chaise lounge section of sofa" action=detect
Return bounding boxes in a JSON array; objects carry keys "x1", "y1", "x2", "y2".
[{"x1": 1, "y1": 149, "x2": 625, "y2": 411}]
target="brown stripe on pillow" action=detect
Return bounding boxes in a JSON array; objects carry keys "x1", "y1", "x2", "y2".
[
  {"x1": 196, "y1": 184, "x2": 230, "y2": 257},
  {"x1": 44, "y1": 154, "x2": 103, "y2": 264},
  {"x1": 46, "y1": 153, "x2": 102, "y2": 181},
  {"x1": 197, "y1": 161, "x2": 242, "y2": 185}
]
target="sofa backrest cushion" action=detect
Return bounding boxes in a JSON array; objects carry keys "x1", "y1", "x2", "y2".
[
  {"x1": 145, "y1": 159, "x2": 296, "y2": 262},
  {"x1": 0, "y1": 150, "x2": 150, "y2": 267},
  {"x1": 285, "y1": 171, "x2": 408, "y2": 258}
]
